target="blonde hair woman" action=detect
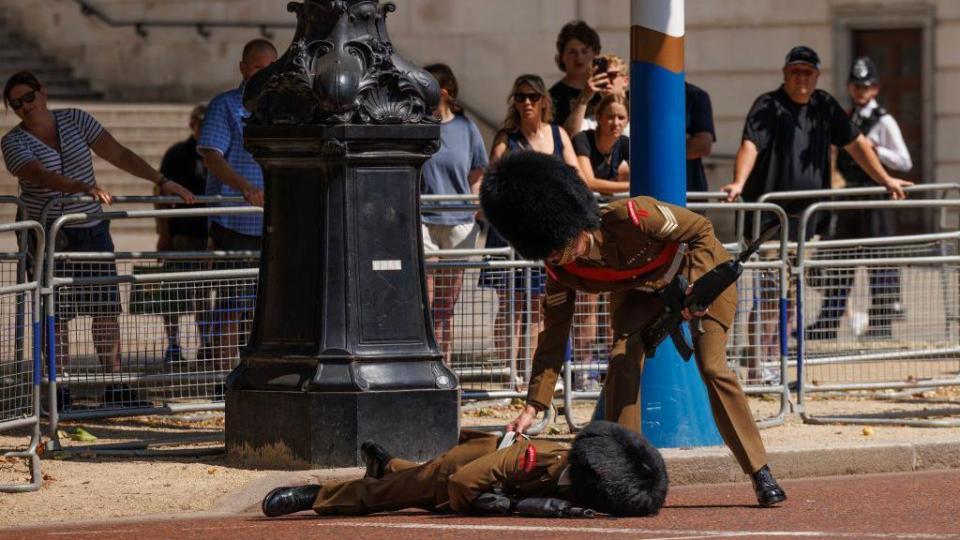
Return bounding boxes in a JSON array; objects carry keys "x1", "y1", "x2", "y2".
[{"x1": 480, "y1": 74, "x2": 585, "y2": 366}]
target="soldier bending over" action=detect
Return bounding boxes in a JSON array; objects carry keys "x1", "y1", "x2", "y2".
[{"x1": 481, "y1": 151, "x2": 786, "y2": 507}]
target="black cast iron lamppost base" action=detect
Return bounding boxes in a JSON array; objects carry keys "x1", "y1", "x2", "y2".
[{"x1": 225, "y1": 0, "x2": 459, "y2": 468}]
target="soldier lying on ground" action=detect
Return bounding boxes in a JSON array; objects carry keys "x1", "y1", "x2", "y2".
[
  {"x1": 480, "y1": 151, "x2": 786, "y2": 507},
  {"x1": 262, "y1": 421, "x2": 668, "y2": 517}
]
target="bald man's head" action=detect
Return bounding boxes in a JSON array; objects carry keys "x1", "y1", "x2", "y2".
[{"x1": 240, "y1": 39, "x2": 278, "y2": 82}]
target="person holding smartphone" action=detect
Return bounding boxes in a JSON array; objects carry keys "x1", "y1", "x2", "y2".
[
  {"x1": 566, "y1": 54, "x2": 630, "y2": 137},
  {"x1": 549, "y1": 21, "x2": 604, "y2": 134}
]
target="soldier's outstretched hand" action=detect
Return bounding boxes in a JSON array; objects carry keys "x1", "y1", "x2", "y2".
[{"x1": 507, "y1": 404, "x2": 539, "y2": 434}]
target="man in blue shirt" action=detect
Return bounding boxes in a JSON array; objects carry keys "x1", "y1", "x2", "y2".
[{"x1": 197, "y1": 39, "x2": 277, "y2": 367}]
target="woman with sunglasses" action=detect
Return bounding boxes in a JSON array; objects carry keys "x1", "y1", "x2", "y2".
[
  {"x1": 1, "y1": 71, "x2": 195, "y2": 383},
  {"x1": 479, "y1": 74, "x2": 584, "y2": 369}
]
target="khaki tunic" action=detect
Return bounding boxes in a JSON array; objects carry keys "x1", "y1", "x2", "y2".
[
  {"x1": 527, "y1": 196, "x2": 766, "y2": 474},
  {"x1": 312, "y1": 430, "x2": 570, "y2": 515}
]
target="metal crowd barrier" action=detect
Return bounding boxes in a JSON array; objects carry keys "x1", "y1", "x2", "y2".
[
  {"x1": 43, "y1": 207, "x2": 262, "y2": 450},
  {"x1": 38, "y1": 203, "x2": 552, "y2": 442},
  {"x1": 423, "y1": 194, "x2": 791, "y2": 429},
  {"x1": 560, "y1": 202, "x2": 791, "y2": 431},
  {"x1": 38, "y1": 195, "x2": 248, "y2": 226},
  {"x1": 33, "y1": 190, "x2": 959, "y2": 442},
  {"x1": 795, "y1": 199, "x2": 960, "y2": 426},
  {"x1": 756, "y1": 183, "x2": 960, "y2": 239},
  {"x1": 0, "y1": 221, "x2": 44, "y2": 492},
  {"x1": 424, "y1": 245, "x2": 554, "y2": 434}
]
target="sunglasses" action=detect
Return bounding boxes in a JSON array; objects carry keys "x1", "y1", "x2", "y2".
[
  {"x1": 513, "y1": 92, "x2": 543, "y2": 104},
  {"x1": 8, "y1": 90, "x2": 38, "y2": 110}
]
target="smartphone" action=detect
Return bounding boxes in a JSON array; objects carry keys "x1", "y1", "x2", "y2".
[{"x1": 593, "y1": 57, "x2": 609, "y2": 74}]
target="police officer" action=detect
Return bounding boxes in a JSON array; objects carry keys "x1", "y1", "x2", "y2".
[
  {"x1": 482, "y1": 151, "x2": 786, "y2": 507},
  {"x1": 806, "y1": 56, "x2": 913, "y2": 340},
  {"x1": 261, "y1": 421, "x2": 668, "y2": 517}
]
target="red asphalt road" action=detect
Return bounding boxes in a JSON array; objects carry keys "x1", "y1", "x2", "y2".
[{"x1": 3, "y1": 469, "x2": 959, "y2": 540}]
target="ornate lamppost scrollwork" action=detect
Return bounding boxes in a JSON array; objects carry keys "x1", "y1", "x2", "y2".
[{"x1": 244, "y1": 0, "x2": 440, "y2": 126}]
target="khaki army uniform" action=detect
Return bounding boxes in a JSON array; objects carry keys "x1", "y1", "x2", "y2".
[
  {"x1": 528, "y1": 196, "x2": 766, "y2": 474},
  {"x1": 311, "y1": 430, "x2": 570, "y2": 515}
]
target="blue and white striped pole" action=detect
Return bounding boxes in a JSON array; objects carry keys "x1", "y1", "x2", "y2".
[{"x1": 630, "y1": 0, "x2": 723, "y2": 447}]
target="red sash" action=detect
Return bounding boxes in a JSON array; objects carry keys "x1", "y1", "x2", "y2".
[{"x1": 547, "y1": 243, "x2": 680, "y2": 282}]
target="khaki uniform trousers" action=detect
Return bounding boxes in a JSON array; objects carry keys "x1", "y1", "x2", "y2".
[
  {"x1": 311, "y1": 431, "x2": 497, "y2": 515},
  {"x1": 604, "y1": 286, "x2": 767, "y2": 475}
]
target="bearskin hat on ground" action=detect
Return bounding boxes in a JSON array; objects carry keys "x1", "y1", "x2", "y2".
[
  {"x1": 479, "y1": 151, "x2": 600, "y2": 261},
  {"x1": 568, "y1": 420, "x2": 669, "y2": 516}
]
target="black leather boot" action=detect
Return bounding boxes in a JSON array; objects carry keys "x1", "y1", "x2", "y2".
[
  {"x1": 262, "y1": 485, "x2": 321, "y2": 517},
  {"x1": 751, "y1": 465, "x2": 786, "y2": 507},
  {"x1": 361, "y1": 440, "x2": 395, "y2": 479}
]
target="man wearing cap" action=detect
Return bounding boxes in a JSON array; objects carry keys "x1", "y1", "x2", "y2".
[
  {"x1": 721, "y1": 46, "x2": 914, "y2": 377},
  {"x1": 722, "y1": 46, "x2": 912, "y2": 230},
  {"x1": 482, "y1": 151, "x2": 787, "y2": 508},
  {"x1": 805, "y1": 56, "x2": 913, "y2": 340}
]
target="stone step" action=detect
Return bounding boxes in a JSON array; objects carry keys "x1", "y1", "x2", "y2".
[
  {"x1": 0, "y1": 105, "x2": 195, "y2": 127},
  {"x1": 0, "y1": 40, "x2": 46, "y2": 54},
  {"x1": 0, "y1": 48, "x2": 58, "y2": 64},
  {"x1": 0, "y1": 17, "x2": 101, "y2": 104},
  {"x1": 0, "y1": 124, "x2": 190, "y2": 145},
  {"x1": 0, "y1": 65, "x2": 72, "y2": 78},
  {"x1": 39, "y1": 87, "x2": 103, "y2": 101},
  {"x1": 102, "y1": 128, "x2": 193, "y2": 143},
  {"x1": 0, "y1": 78, "x2": 98, "y2": 97},
  {"x1": 0, "y1": 73, "x2": 89, "y2": 88},
  {"x1": 0, "y1": 77, "x2": 83, "y2": 94},
  {"x1": 0, "y1": 49, "x2": 51, "y2": 65}
]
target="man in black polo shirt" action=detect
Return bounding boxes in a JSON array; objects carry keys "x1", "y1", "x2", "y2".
[
  {"x1": 723, "y1": 46, "x2": 912, "y2": 236},
  {"x1": 722, "y1": 46, "x2": 912, "y2": 381},
  {"x1": 686, "y1": 82, "x2": 715, "y2": 193}
]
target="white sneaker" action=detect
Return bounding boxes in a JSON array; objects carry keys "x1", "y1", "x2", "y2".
[{"x1": 848, "y1": 310, "x2": 869, "y2": 337}]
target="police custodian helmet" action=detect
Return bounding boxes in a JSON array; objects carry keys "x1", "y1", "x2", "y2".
[
  {"x1": 479, "y1": 151, "x2": 601, "y2": 261},
  {"x1": 568, "y1": 421, "x2": 669, "y2": 516},
  {"x1": 849, "y1": 56, "x2": 880, "y2": 86}
]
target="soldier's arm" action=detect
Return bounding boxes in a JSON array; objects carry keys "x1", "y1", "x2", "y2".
[
  {"x1": 446, "y1": 441, "x2": 532, "y2": 514},
  {"x1": 526, "y1": 276, "x2": 577, "y2": 411}
]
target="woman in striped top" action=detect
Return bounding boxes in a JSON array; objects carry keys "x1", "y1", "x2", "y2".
[{"x1": 1, "y1": 71, "x2": 195, "y2": 378}]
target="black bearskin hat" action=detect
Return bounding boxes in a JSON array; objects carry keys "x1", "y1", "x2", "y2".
[
  {"x1": 479, "y1": 151, "x2": 601, "y2": 261},
  {"x1": 568, "y1": 421, "x2": 669, "y2": 516}
]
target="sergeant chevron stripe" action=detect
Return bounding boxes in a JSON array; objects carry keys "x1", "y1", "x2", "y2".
[
  {"x1": 545, "y1": 291, "x2": 569, "y2": 307},
  {"x1": 656, "y1": 205, "x2": 679, "y2": 236}
]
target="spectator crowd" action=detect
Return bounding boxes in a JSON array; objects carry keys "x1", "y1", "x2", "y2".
[{"x1": 0, "y1": 21, "x2": 916, "y2": 387}]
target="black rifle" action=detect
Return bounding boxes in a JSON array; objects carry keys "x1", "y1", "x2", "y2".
[
  {"x1": 636, "y1": 225, "x2": 780, "y2": 361},
  {"x1": 515, "y1": 497, "x2": 597, "y2": 518},
  {"x1": 472, "y1": 494, "x2": 596, "y2": 518}
]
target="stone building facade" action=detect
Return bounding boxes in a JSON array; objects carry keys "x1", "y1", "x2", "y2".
[{"x1": 2, "y1": 0, "x2": 957, "y2": 184}]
